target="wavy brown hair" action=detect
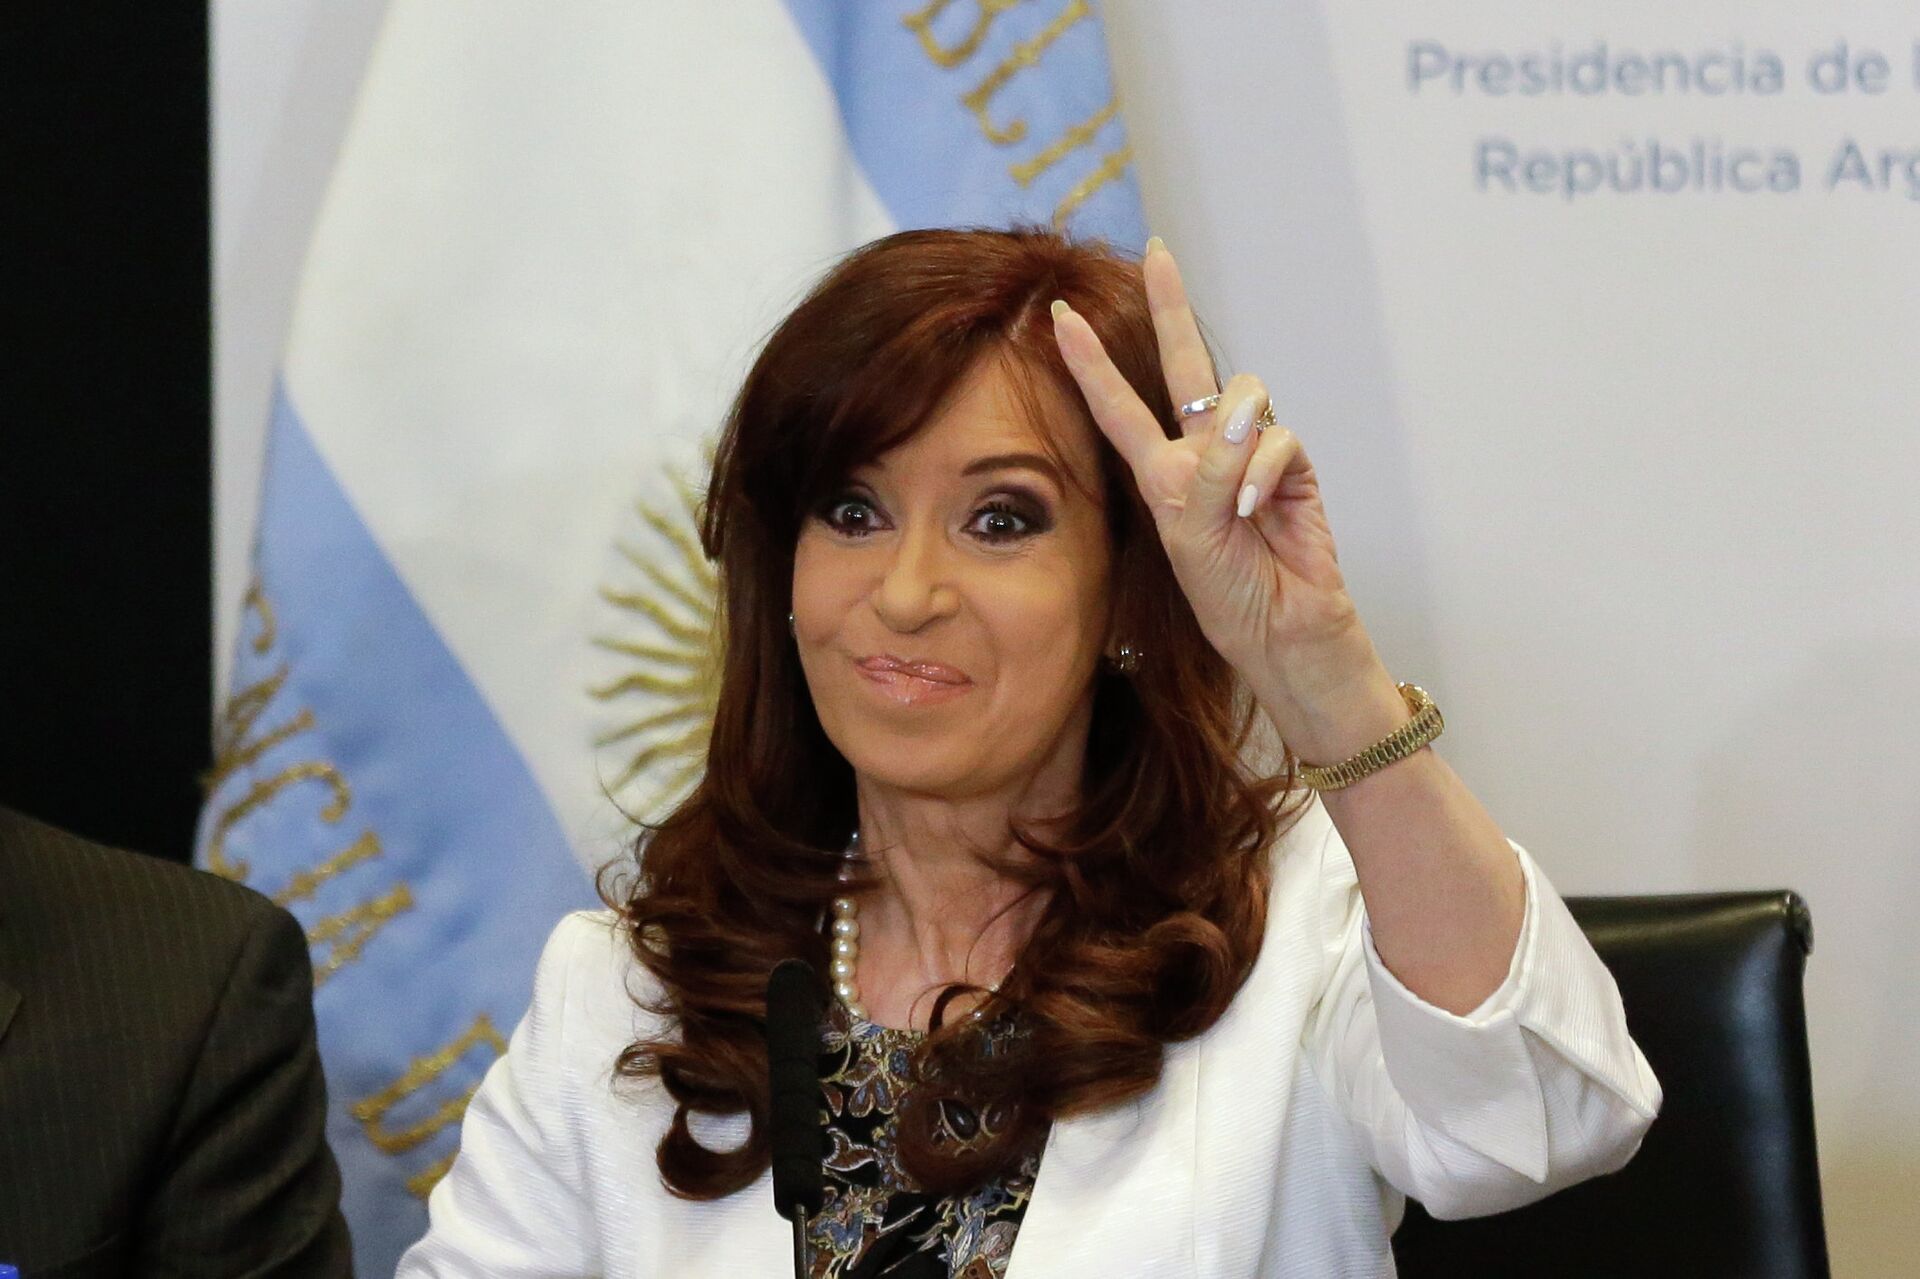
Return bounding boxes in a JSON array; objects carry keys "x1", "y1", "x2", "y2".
[{"x1": 606, "y1": 225, "x2": 1311, "y2": 1199}]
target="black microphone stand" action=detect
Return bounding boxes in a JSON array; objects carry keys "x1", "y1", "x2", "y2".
[
  {"x1": 766, "y1": 958, "x2": 826, "y2": 1278},
  {"x1": 789, "y1": 1211, "x2": 807, "y2": 1279}
]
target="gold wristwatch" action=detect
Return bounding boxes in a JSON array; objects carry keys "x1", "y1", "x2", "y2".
[{"x1": 1297, "y1": 682, "x2": 1443, "y2": 792}]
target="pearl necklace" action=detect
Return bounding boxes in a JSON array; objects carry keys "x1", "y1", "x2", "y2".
[
  {"x1": 826, "y1": 830, "x2": 1002, "y2": 1025},
  {"x1": 827, "y1": 833, "x2": 867, "y2": 1021}
]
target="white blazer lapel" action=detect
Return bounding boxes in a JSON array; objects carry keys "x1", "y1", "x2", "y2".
[
  {"x1": 1006, "y1": 1041, "x2": 1200, "y2": 1277},
  {"x1": 643, "y1": 1166, "x2": 793, "y2": 1276}
]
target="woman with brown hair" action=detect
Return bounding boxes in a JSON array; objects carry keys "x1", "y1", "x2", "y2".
[{"x1": 399, "y1": 227, "x2": 1659, "y2": 1277}]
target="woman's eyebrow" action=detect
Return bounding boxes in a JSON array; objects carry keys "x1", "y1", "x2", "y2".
[{"x1": 959, "y1": 451, "x2": 1062, "y2": 485}]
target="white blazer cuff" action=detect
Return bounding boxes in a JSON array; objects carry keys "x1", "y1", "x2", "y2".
[{"x1": 1360, "y1": 839, "x2": 1660, "y2": 1184}]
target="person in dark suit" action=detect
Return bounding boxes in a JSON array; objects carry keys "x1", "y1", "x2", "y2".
[{"x1": 0, "y1": 804, "x2": 352, "y2": 1277}]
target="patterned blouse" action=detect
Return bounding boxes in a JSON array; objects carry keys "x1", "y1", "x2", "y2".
[{"x1": 806, "y1": 999, "x2": 1043, "y2": 1279}]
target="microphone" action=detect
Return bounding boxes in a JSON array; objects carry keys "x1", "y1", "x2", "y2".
[{"x1": 766, "y1": 957, "x2": 825, "y2": 1276}]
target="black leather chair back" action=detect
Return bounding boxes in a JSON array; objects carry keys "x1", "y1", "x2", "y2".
[{"x1": 1391, "y1": 891, "x2": 1829, "y2": 1277}]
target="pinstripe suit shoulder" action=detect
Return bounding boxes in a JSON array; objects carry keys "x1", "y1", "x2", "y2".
[{"x1": 0, "y1": 805, "x2": 353, "y2": 1278}]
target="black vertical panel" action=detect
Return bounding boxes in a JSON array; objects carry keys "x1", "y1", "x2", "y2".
[{"x1": 0, "y1": 10, "x2": 211, "y2": 861}]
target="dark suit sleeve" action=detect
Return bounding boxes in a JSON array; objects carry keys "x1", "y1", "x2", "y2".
[{"x1": 136, "y1": 901, "x2": 354, "y2": 1278}]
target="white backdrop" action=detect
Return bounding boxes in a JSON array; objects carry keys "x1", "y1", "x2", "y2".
[{"x1": 217, "y1": 2, "x2": 1918, "y2": 1270}]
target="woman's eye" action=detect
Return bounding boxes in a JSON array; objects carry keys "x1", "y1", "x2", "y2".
[
  {"x1": 816, "y1": 493, "x2": 1047, "y2": 543},
  {"x1": 819, "y1": 495, "x2": 882, "y2": 537},
  {"x1": 967, "y1": 500, "x2": 1045, "y2": 543}
]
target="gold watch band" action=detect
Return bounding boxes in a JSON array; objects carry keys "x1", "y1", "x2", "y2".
[{"x1": 1297, "y1": 682, "x2": 1444, "y2": 792}]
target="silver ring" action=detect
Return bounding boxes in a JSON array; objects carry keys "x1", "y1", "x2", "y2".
[{"x1": 1176, "y1": 394, "x2": 1221, "y2": 420}]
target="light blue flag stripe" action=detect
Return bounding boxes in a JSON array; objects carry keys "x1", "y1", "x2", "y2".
[
  {"x1": 201, "y1": 385, "x2": 592, "y2": 1271},
  {"x1": 781, "y1": 0, "x2": 1148, "y2": 246}
]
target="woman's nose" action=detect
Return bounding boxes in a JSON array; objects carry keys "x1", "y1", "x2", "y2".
[{"x1": 871, "y1": 518, "x2": 959, "y2": 633}]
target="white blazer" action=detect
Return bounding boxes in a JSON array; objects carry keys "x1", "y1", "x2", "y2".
[{"x1": 398, "y1": 795, "x2": 1660, "y2": 1277}]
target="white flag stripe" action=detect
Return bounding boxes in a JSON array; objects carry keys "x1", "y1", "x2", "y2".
[{"x1": 286, "y1": 0, "x2": 894, "y2": 867}]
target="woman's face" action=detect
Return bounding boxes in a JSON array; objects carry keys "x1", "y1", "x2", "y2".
[{"x1": 792, "y1": 357, "x2": 1114, "y2": 804}]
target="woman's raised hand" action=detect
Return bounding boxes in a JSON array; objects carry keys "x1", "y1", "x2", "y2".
[{"x1": 1051, "y1": 238, "x2": 1394, "y2": 754}]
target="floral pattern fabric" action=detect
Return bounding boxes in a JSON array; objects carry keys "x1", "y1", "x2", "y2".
[{"x1": 806, "y1": 1000, "x2": 1041, "y2": 1279}]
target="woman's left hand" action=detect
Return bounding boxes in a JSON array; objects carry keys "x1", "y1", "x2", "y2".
[{"x1": 1051, "y1": 239, "x2": 1398, "y2": 759}]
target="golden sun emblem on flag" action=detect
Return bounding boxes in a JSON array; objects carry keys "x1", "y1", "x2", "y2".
[{"x1": 590, "y1": 475, "x2": 722, "y2": 821}]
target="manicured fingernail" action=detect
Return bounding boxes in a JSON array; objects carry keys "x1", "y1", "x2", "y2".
[
  {"x1": 1146, "y1": 235, "x2": 1166, "y2": 256},
  {"x1": 1224, "y1": 398, "x2": 1257, "y2": 444},
  {"x1": 1050, "y1": 299, "x2": 1069, "y2": 319},
  {"x1": 1237, "y1": 484, "x2": 1259, "y2": 518}
]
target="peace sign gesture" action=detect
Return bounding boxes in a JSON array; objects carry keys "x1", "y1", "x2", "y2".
[{"x1": 1051, "y1": 238, "x2": 1397, "y2": 760}]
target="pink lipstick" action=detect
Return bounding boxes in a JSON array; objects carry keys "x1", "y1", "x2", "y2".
[{"x1": 853, "y1": 655, "x2": 974, "y2": 707}]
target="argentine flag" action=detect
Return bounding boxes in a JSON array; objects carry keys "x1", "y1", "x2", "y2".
[{"x1": 200, "y1": 2, "x2": 1145, "y2": 1272}]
